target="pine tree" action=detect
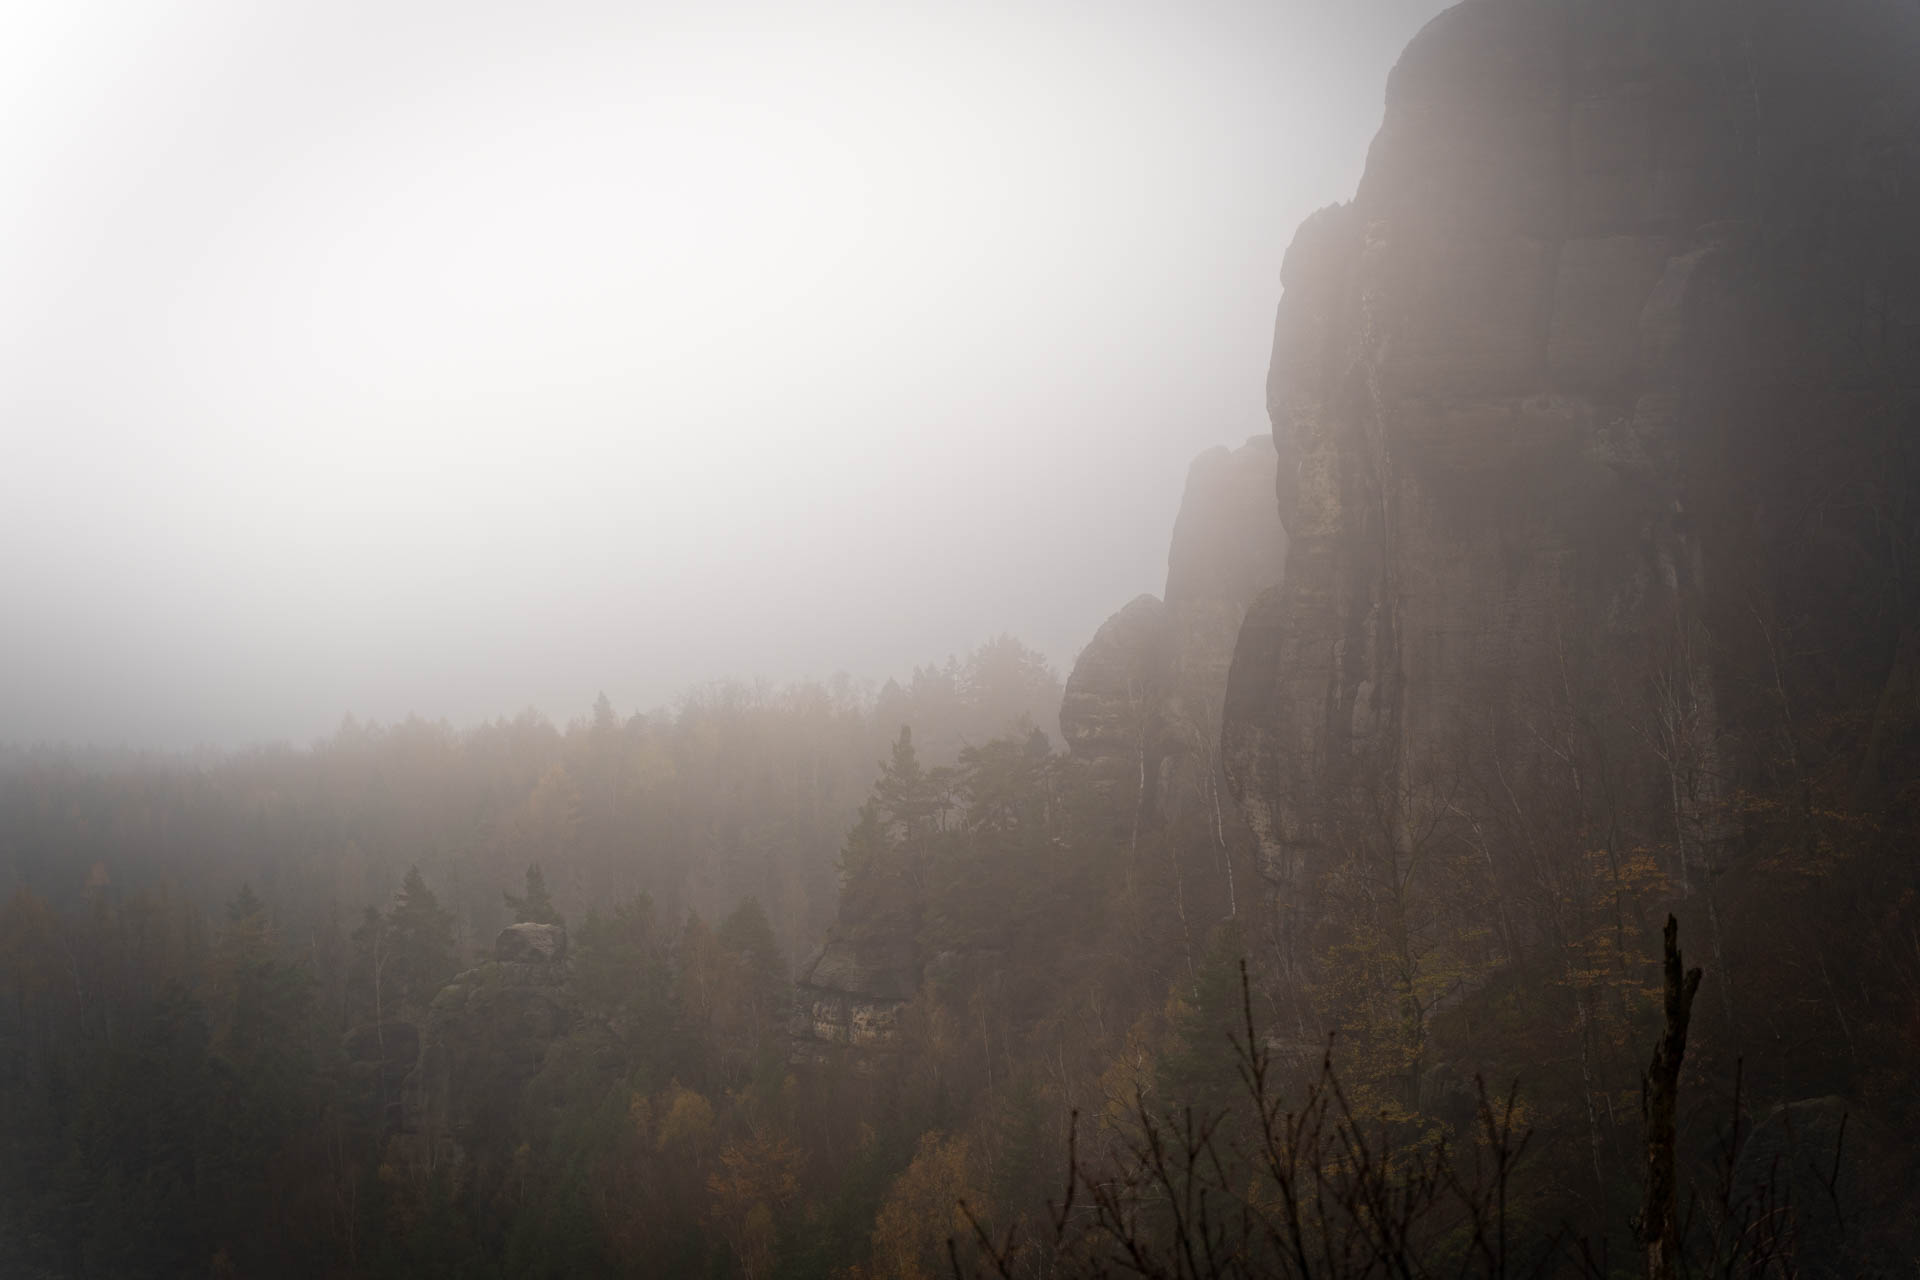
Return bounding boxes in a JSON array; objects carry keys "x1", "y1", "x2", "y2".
[
  {"x1": 505, "y1": 863, "x2": 561, "y2": 925},
  {"x1": 212, "y1": 884, "x2": 285, "y2": 1064},
  {"x1": 717, "y1": 897, "x2": 788, "y2": 1051},
  {"x1": 675, "y1": 912, "x2": 726, "y2": 1089},
  {"x1": 350, "y1": 905, "x2": 391, "y2": 1026},
  {"x1": 574, "y1": 892, "x2": 681, "y2": 1085},
  {"x1": 961, "y1": 634, "x2": 1061, "y2": 739},
  {"x1": 838, "y1": 798, "x2": 888, "y2": 884},
  {"x1": 385, "y1": 866, "x2": 456, "y2": 1010},
  {"x1": 1156, "y1": 922, "x2": 1251, "y2": 1126},
  {"x1": 590, "y1": 690, "x2": 618, "y2": 736},
  {"x1": 875, "y1": 726, "x2": 938, "y2": 844},
  {"x1": 209, "y1": 885, "x2": 313, "y2": 1186},
  {"x1": 957, "y1": 731, "x2": 1053, "y2": 839}
]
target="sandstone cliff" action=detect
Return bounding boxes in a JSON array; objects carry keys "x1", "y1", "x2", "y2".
[
  {"x1": 791, "y1": 437, "x2": 1288, "y2": 1053},
  {"x1": 1224, "y1": 0, "x2": 1920, "y2": 1073},
  {"x1": 1062, "y1": 435, "x2": 1288, "y2": 840}
]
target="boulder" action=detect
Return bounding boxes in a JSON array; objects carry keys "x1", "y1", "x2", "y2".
[
  {"x1": 790, "y1": 932, "x2": 917, "y2": 1055},
  {"x1": 391, "y1": 921, "x2": 620, "y2": 1181},
  {"x1": 495, "y1": 921, "x2": 567, "y2": 965}
]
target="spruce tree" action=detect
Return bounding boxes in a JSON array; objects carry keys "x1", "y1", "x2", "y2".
[
  {"x1": 505, "y1": 863, "x2": 561, "y2": 925},
  {"x1": 386, "y1": 866, "x2": 456, "y2": 1010},
  {"x1": 875, "y1": 726, "x2": 938, "y2": 843},
  {"x1": 717, "y1": 896, "x2": 787, "y2": 1050},
  {"x1": 1156, "y1": 922, "x2": 1251, "y2": 1127}
]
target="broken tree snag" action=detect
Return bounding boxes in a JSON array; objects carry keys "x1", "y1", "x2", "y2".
[{"x1": 1642, "y1": 914, "x2": 1704, "y2": 1280}]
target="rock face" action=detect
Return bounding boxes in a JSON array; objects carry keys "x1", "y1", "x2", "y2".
[
  {"x1": 1060, "y1": 594, "x2": 1171, "y2": 822},
  {"x1": 791, "y1": 932, "x2": 917, "y2": 1057},
  {"x1": 1063, "y1": 436, "x2": 1288, "y2": 835},
  {"x1": 793, "y1": 438, "x2": 1287, "y2": 1056},
  {"x1": 494, "y1": 921, "x2": 567, "y2": 965},
  {"x1": 345, "y1": 922, "x2": 618, "y2": 1177},
  {"x1": 1166, "y1": 437, "x2": 1293, "y2": 613},
  {"x1": 411, "y1": 923, "x2": 608, "y2": 1154},
  {"x1": 1224, "y1": 0, "x2": 1920, "y2": 914}
]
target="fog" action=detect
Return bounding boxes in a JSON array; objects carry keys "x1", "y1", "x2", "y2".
[{"x1": 1, "y1": 0, "x2": 1446, "y2": 748}]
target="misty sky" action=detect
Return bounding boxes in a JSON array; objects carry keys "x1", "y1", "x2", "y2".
[{"x1": 1, "y1": 0, "x2": 1448, "y2": 749}]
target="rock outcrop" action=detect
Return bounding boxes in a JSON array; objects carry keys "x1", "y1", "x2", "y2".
[
  {"x1": 1059, "y1": 593, "x2": 1171, "y2": 821},
  {"x1": 1225, "y1": 0, "x2": 1920, "y2": 903},
  {"x1": 790, "y1": 931, "x2": 917, "y2": 1058},
  {"x1": 343, "y1": 922, "x2": 619, "y2": 1178},
  {"x1": 1062, "y1": 436, "x2": 1288, "y2": 835},
  {"x1": 792, "y1": 438, "x2": 1287, "y2": 1057},
  {"x1": 493, "y1": 921, "x2": 567, "y2": 965},
  {"x1": 411, "y1": 923, "x2": 614, "y2": 1156}
]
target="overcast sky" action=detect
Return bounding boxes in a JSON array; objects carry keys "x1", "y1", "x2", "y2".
[{"x1": 1, "y1": 0, "x2": 1447, "y2": 749}]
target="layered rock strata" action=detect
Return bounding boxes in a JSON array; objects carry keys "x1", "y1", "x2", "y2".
[{"x1": 791, "y1": 931, "x2": 917, "y2": 1058}]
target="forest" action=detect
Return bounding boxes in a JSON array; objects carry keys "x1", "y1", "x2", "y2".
[
  {"x1": 0, "y1": 637, "x2": 1073, "y2": 1277},
  {"x1": 4, "y1": 615, "x2": 1916, "y2": 1277}
]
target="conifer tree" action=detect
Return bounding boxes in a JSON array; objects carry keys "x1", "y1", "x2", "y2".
[
  {"x1": 957, "y1": 730, "x2": 1053, "y2": 840},
  {"x1": 209, "y1": 884, "x2": 313, "y2": 1174},
  {"x1": 385, "y1": 866, "x2": 456, "y2": 1010},
  {"x1": 838, "y1": 798, "x2": 887, "y2": 884},
  {"x1": 718, "y1": 896, "x2": 788, "y2": 1049},
  {"x1": 875, "y1": 726, "x2": 938, "y2": 844},
  {"x1": 505, "y1": 863, "x2": 561, "y2": 925},
  {"x1": 1156, "y1": 922, "x2": 1250, "y2": 1126}
]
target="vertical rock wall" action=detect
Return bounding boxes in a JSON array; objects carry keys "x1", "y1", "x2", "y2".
[
  {"x1": 1224, "y1": 0, "x2": 1920, "y2": 1004},
  {"x1": 1062, "y1": 436, "x2": 1288, "y2": 838}
]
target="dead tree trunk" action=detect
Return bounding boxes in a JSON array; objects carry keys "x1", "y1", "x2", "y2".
[{"x1": 1642, "y1": 914, "x2": 1704, "y2": 1280}]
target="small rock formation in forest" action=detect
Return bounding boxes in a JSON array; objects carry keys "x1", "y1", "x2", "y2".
[
  {"x1": 790, "y1": 931, "x2": 918, "y2": 1059},
  {"x1": 345, "y1": 921, "x2": 617, "y2": 1179}
]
